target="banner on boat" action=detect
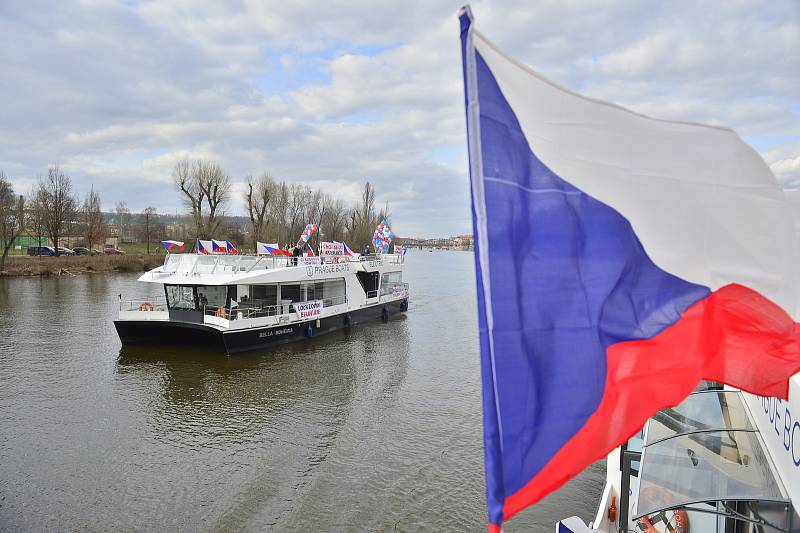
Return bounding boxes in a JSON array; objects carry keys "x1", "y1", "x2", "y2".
[
  {"x1": 460, "y1": 6, "x2": 800, "y2": 531},
  {"x1": 319, "y1": 242, "x2": 344, "y2": 256},
  {"x1": 298, "y1": 256, "x2": 321, "y2": 266},
  {"x1": 294, "y1": 300, "x2": 322, "y2": 319}
]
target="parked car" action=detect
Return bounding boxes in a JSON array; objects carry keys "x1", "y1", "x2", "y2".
[
  {"x1": 73, "y1": 247, "x2": 99, "y2": 256},
  {"x1": 27, "y1": 246, "x2": 55, "y2": 256},
  {"x1": 56, "y1": 247, "x2": 75, "y2": 255},
  {"x1": 103, "y1": 248, "x2": 126, "y2": 255}
]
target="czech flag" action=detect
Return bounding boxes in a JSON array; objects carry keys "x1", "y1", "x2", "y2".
[
  {"x1": 257, "y1": 242, "x2": 292, "y2": 256},
  {"x1": 460, "y1": 7, "x2": 800, "y2": 531},
  {"x1": 212, "y1": 239, "x2": 228, "y2": 254},
  {"x1": 337, "y1": 241, "x2": 356, "y2": 257},
  {"x1": 226, "y1": 241, "x2": 239, "y2": 255},
  {"x1": 197, "y1": 239, "x2": 213, "y2": 255},
  {"x1": 306, "y1": 243, "x2": 315, "y2": 256},
  {"x1": 161, "y1": 240, "x2": 184, "y2": 252}
]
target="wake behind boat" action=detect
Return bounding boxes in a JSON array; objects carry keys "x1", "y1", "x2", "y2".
[{"x1": 115, "y1": 248, "x2": 409, "y2": 355}]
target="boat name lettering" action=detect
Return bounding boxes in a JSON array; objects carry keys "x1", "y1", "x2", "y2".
[
  {"x1": 306, "y1": 263, "x2": 350, "y2": 276},
  {"x1": 760, "y1": 395, "x2": 800, "y2": 467},
  {"x1": 367, "y1": 260, "x2": 384, "y2": 268},
  {"x1": 259, "y1": 327, "x2": 293, "y2": 338}
]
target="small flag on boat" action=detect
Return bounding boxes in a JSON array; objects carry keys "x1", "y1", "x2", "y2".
[
  {"x1": 299, "y1": 224, "x2": 316, "y2": 243},
  {"x1": 197, "y1": 239, "x2": 213, "y2": 255},
  {"x1": 212, "y1": 239, "x2": 228, "y2": 254},
  {"x1": 161, "y1": 240, "x2": 184, "y2": 252},
  {"x1": 341, "y1": 241, "x2": 355, "y2": 257},
  {"x1": 257, "y1": 242, "x2": 292, "y2": 256},
  {"x1": 372, "y1": 220, "x2": 393, "y2": 253},
  {"x1": 459, "y1": 6, "x2": 800, "y2": 531},
  {"x1": 226, "y1": 241, "x2": 239, "y2": 255},
  {"x1": 306, "y1": 243, "x2": 315, "y2": 256}
]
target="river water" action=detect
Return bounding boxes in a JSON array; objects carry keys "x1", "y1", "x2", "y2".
[{"x1": 0, "y1": 250, "x2": 602, "y2": 531}]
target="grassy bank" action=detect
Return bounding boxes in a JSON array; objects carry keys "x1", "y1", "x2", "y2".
[{"x1": 0, "y1": 254, "x2": 164, "y2": 276}]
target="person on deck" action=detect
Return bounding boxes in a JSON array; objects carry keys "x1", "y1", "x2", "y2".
[
  {"x1": 292, "y1": 245, "x2": 302, "y2": 265},
  {"x1": 362, "y1": 244, "x2": 371, "y2": 257}
]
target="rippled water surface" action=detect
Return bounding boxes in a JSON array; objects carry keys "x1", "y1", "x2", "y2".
[{"x1": 0, "y1": 250, "x2": 602, "y2": 531}]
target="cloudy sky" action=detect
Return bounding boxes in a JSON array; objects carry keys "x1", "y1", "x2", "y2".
[{"x1": 1, "y1": 0, "x2": 798, "y2": 237}]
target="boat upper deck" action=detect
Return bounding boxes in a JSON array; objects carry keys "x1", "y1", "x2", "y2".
[{"x1": 160, "y1": 252, "x2": 405, "y2": 275}]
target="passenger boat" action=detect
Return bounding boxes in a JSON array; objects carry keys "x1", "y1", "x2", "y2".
[
  {"x1": 114, "y1": 251, "x2": 409, "y2": 355},
  {"x1": 557, "y1": 379, "x2": 799, "y2": 533}
]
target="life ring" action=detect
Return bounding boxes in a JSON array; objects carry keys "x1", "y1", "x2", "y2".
[
  {"x1": 215, "y1": 307, "x2": 227, "y2": 319},
  {"x1": 138, "y1": 302, "x2": 154, "y2": 311},
  {"x1": 636, "y1": 486, "x2": 689, "y2": 533}
]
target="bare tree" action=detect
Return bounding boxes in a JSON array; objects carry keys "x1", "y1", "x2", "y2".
[
  {"x1": 245, "y1": 172, "x2": 275, "y2": 250},
  {"x1": 82, "y1": 185, "x2": 106, "y2": 250},
  {"x1": 37, "y1": 165, "x2": 77, "y2": 256},
  {"x1": 174, "y1": 159, "x2": 231, "y2": 243},
  {"x1": 349, "y1": 181, "x2": 377, "y2": 248},
  {"x1": 115, "y1": 201, "x2": 130, "y2": 243},
  {"x1": 27, "y1": 188, "x2": 46, "y2": 249},
  {"x1": 139, "y1": 207, "x2": 158, "y2": 254},
  {"x1": 0, "y1": 172, "x2": 25, "y2": 271}
]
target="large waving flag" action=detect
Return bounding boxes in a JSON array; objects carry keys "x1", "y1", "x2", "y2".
[{"x1": 459, "y1": 7, "x2": 800, "y2": 531}]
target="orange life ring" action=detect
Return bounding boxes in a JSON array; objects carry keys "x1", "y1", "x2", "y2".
[
  {"x1": 215, "y1": 307, "x2": 227, "y2": 319},
  {"x1": 138, "y1": 302, "x2": 154, "y2": 311}
]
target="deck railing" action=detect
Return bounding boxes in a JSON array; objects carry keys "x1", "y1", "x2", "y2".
[
  {"x1": 159, "y1": 252, "x2": 404, "y2": 275},
  {"x1": 203, "y1": 294, "x2": 349, "y2": 322},
  {"x1": 119, "y1": 297, "x2": 168, "y2": 312}
]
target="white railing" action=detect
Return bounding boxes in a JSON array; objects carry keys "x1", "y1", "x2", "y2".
[
  {"x1": 159, "y1": 252, "x2": 405, "y2": 275},
  {"x1": 203, "y1": 295, "x2": 348, "y2": 322},
  {"x1": 120, "y1": 297, "x2": 168, "y2": 312}
]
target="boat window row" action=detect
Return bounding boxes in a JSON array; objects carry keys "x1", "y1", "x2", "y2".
[{"x1": 164, "y1": 279, "x2": 347, "y2": 312}]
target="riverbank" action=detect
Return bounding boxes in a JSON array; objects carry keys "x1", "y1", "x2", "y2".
[{"x1": 0, "y1": 254, "x2": 164, "y2": 277}]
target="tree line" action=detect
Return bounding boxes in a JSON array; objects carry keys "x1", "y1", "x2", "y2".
[
  {"x1": 174, "y1": 159, "x2": 390, "y2": 251},
  {"x1": 0, "y1": 159, "x2": 391, "y2": 270}
]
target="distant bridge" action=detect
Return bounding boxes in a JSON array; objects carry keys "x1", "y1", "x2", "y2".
[{"x1": 401, "y1": 237, "x2": 472, "y2": 249}]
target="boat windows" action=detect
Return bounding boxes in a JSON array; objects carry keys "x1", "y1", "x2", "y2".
[
  {"x1": 380, "y1": 271, "x2": 403, "y2": 295},
  {"x1": 633, "y1": 390, "x2": 792, "y2": 532},
  {"x1": 165, "y1": 285, "x2": 196, "y2": 310},
  {"x1": 250, "y1": 285, "x2": 278, "y2": 307},
  {"x1": 196, "y1": 286, "x2": 227, "y2": 309}
]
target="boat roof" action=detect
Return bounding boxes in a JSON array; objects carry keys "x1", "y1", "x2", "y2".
[{"x1": 138, "y1": 253, "x2": 404, "y2": 285}]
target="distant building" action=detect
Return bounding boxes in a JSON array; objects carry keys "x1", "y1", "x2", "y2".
[{"x1": 452, "y1": 234, "x2": 474, "y2": 248}]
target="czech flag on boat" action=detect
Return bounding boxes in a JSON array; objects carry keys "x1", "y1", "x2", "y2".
[
  {"x1": 459, "y1": 6, "x2": 800, "y2": 531},
  {"x1": 226, "y1": 241, "x2": 239, "y2": 255},
  {"x1": 339, "y1": 241, "x2": 356, "y2": 257},
  {"x1": 161, "y1": 240, "x2": 184, "y2": 252},
  {"x1": 197, "y1": 239, "x2": 213, "y2": 255},
  {"x1": 257, "y1": 242, "x2": 291, "y2": 256},
  {"x1": 306, "y1": 243, "x2": 315, "y2": 256}
]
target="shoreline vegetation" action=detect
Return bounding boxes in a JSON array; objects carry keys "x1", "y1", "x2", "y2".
[{"x1": 0, "y1": 254, "x2": 164, "y2": 277}]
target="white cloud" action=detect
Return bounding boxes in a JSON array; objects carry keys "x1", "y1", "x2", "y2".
[{"x1": 0, "y1": 0, "x2": 797, "y2": 237}]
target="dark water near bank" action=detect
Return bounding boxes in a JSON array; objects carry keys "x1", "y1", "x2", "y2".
[{"x1": 0, "y1": 250, "x2": 602, "y2": 531}]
